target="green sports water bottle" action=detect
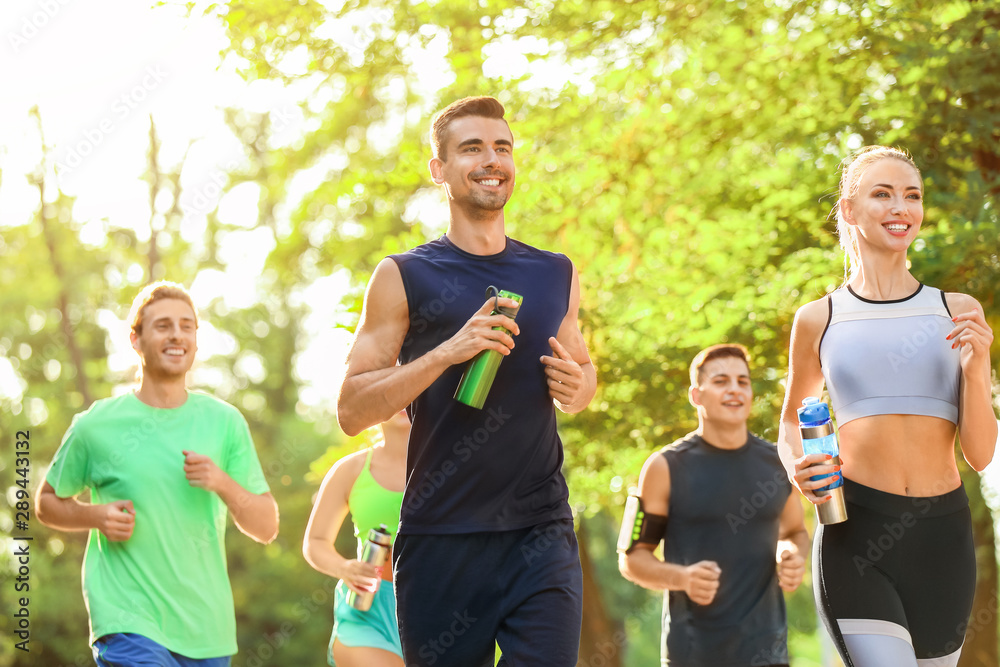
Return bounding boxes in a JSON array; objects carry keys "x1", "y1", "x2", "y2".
[{"x1": 454, "y1": 288, "x2": 523, "y2": 409}]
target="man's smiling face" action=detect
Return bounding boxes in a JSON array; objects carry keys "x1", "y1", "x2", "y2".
[
  {"x1": 130, "y1": 298, "x2": 198, "y2": 381},
  {"x1": 430, "y1": 115, "x2": 515, "y2": 214},
  {"x1": 690, "y1": 356, "x2": 752, "y2": 427}
]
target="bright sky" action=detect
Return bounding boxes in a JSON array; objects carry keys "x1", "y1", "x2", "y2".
[
  {"x1": 1, "y1": 0, "x2": 240, "y2": 212},
  {"x1": 0, "y1": 0, "x2": 358, "y2": 411}
]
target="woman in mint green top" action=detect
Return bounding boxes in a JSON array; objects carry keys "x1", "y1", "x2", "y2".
[{"x1": 304, "y1": 411, "x2": 407, "y2": 667}]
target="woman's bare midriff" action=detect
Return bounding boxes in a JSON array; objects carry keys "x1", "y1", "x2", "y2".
[{"x1": 838, "y1": 414, "x2": 962, "y2": 497}]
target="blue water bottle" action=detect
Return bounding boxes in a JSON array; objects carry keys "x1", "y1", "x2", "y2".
[{"x1": 797, "y1": 397, "x2": 848, "y2": 524}]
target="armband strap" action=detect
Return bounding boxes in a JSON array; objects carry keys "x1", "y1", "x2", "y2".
[{"x1": 616, "y1": 494, "x2": 667, "y2": 554}]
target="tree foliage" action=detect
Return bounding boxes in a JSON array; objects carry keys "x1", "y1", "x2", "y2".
[{"x1": 3, "y1": 1, "x2": 999, "y2": 665}]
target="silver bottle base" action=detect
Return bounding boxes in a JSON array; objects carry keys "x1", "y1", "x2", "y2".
[
  {"x1": 815, "y1": 487, "x2": 848, "y2": 524},
  {"x1": 346, "y1": 590, "x2": 374, "y2": 612}
]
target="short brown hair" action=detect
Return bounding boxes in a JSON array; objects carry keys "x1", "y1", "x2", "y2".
[
  {"x1": 129, "y1": 281, "x2": 197, "y2": 335},
  {"x1": 689, "y1": 344, "x2": 750, "y2": 387},
  {"x1": 430, "y1": 96, "x2": 509, "y2": 161}
]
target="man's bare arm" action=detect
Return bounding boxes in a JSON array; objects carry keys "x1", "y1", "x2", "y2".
[
  {"x1": 618, "y1": 454, "x2": 721, "y2": 605},
  {"x1": 541, "y1": 263, "x2": 596, "y2": 414},
  {"x1": 337, "y1": 258, "x2": 521, "y2": 436},
  {"x1": 35, "y1": 481, "x2": 136, "y2": 541}
]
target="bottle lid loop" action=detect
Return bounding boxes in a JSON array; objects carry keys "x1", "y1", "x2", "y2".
[{"x1": 485, "y1": 285, "x2": 500, "y2": 312}]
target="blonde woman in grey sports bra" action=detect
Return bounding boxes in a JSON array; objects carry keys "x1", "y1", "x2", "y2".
[{"x1": 776, "y1": 146, "x2": 996, "y2": 667}]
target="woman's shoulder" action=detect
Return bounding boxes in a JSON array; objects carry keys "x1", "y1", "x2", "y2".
[
  {"x1": 327, "y1": 448, "x2": 369, "y2": 485},
  {"x1": 942, "y1": 290, "x2": 982, "y2": 315},
  {"x1": 793, "y1": 294, "x2": 833, "y2": 330}
]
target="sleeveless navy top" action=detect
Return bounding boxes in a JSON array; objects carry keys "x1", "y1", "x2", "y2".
[
  {"x1": 660, "y1": 432, "x2": 791, "y2": 666},
  {"x1": 390, "y1": 235, "x2": 574, "y2": 534}
]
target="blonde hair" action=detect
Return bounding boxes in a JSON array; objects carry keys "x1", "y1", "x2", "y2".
[
  {"x1": 128, "y1": 281, "x2": 197, "y2": 335},
  {"x1": 835, "y1": 146, "x2": 921, "y2": 283}
]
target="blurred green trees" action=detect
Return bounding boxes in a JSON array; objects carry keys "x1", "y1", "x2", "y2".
[{"x1": 2, "y1": 1, "x2": 998, "y2": 665}]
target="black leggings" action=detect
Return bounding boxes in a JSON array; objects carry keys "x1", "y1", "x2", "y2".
[{"x1": 814, "y1": 478, "x2": 976, "y2": 666}]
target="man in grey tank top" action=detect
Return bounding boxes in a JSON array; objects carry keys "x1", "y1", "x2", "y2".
[{"x1": 618, "y1": 344, "x2": 809, "y2": 667}]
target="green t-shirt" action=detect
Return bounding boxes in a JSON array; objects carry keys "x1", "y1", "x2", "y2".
[{"x1": 45, "y1": 391, "x2": 270, "y2": 658}]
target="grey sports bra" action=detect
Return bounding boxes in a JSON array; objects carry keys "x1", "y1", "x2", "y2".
[{"x1": 819, "y1": 284, "x2": 960, "y2": 426}]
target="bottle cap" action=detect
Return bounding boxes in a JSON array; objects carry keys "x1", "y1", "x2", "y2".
[
  {"x1": 369, "y1": 524, "x2": 392, "y2": 546},
  {"x1": 495, "y1": 290, "x2": 523, "y2": 318},
  {"x1": 797, "y1": 397, "x2": 830, "y2": 424}
]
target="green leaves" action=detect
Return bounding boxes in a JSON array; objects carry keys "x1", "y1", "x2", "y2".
[
  {"x1": 196, "y1": 0, "x2": 1000, "y2": 512},
  {"x1": 7, "y1": 1, "x2": 999, "y2": 661}
]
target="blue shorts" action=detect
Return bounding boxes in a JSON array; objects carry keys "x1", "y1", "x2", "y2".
[
  {"x1": 329, "y1": 579, "x2": 403, "y2": 666},
  {"x1": 393, "y1": 520, "x2": 582, "y2": 667},
  {"x1": 92, "y1": 633, "x2": 231, "y2": 667}
]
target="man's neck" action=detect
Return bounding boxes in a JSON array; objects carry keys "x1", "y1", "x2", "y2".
[
  {"x1": 446, "y1": 214, "x2": 507, "y2": 255},
  {"x1": 134, "y1": 377, "x2": 188, "y2": 409},
  {"x1": 696, "y1": 421, "x2": 748, "y2": 450}
]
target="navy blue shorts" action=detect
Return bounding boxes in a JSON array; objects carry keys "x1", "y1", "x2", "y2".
[
  {"x1": 92, "y1": 633, "x2": 231, "y2": 667},
  {"x1": 393, "y1": 520, "x2": 582, "y2": 667}
]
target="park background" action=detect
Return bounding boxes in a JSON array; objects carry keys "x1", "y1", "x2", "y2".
[{"x1": 1, "y1": 0, "x2": 999, "y2": 665}]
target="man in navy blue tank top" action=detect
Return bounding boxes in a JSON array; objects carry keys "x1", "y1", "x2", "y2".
[
  {"x1": 337, "y1": 96, "x2": 596, "y2": 667},
  {"x1": 619, "y1": 344, "x2": 808, "y2": 667}
]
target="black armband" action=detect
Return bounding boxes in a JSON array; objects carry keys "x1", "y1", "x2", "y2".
[{"x1": 616, "y1": 494, "x2": 667, "y2": 554}]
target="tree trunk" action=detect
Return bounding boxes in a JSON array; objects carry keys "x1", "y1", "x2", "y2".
[
  {"x1": 146, "y1": 115, "x2": 161, "y2": 282},
  {"x1": 31, "y1": 107, "x2": 92, "y2": 406},
  {"x1": 577, "y1": 518, "x2": 624, "y2": 667}
]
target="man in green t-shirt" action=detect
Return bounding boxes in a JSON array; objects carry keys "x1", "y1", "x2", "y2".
[{"x1": 36, "y1": 281, "x2": 279, "y2": 666}]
